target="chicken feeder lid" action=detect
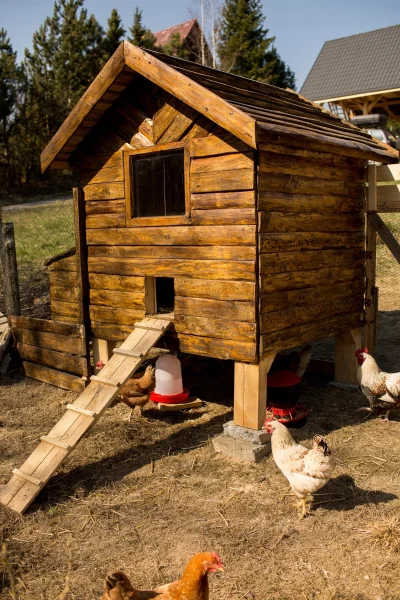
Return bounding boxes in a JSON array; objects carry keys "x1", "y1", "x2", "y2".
[{"x1": 267, "y1": 370, "x2": 301, "y2": 388}]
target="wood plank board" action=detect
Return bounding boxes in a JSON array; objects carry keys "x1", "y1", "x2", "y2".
[
  {"x1": 9, "y1": 316, "x2": 84, "y2": 338},
  {"x1": 258, "y1": 212, "x2": 364, "y2": 233},
  {"x1": 260, "y1": 263, "x2": 364, "y2": 294},
  {"x1": 190, "y1": 152, "x2": 254, "y2": 174},
  {"x1": 258, "y1": 191, "x2": 365, "y2": 214},
  {"x1": 88, "y1": 245, "x2": 256, "y2": 261},
  {"x1": 12, "y1": 328, "x2": 86, "y2": 356},
  {"x1": 89, "y1": 289, "x2": 146, "y2": 309},
  {"x1": 259, "y1": 248, "x2": 363, "y2": 275},
  {"x1": 190, "y1": 133, "x2": 251, "y2": 157},
  {"x1": 259, "y1": 231, "x2": 364, "y2": 253},
  {"x1": 83, "y1": 182, "x2": 125, "y2": 201},
  {"x1": 89, "y1": 273, "x2": 145, "y2": 292},
  {"x1": 22, "y1": 361, "x2": 86, "y2": 392},
  {"x1": 190, "y1": 169, "x2": 254, "y2": 193},
  {"x1": 192, "y1": 208, "x2": 255, "y2": 226},
  {"x1": 174, "y1": 295, "x2": 256, "y2": 321},
  {"x1": 17, "y1": 342, "x2": 88, "y2": 376},
  {"x1": 89, "y1": 305, "x2": 145, "y2": 326},
  {"x1": 191, "y1": 191, "x2": 255, "y2": 210},
  {"x1": 258, "y1": 172, "x2": 364, "y2": 198},
  {"x1": 0, "y1": 317, "x2": 171, "y2": 514},
  {"x1": 175, "y1": 314, "x2": 257, "y2": 342},
  {"x1": 174, "y1": 278, "x2": 256, "y2": 302},
  {"x1": 259, "y1": 151, "x2": 365, "y2": 182},
  {"x1": 178, "y1": 333, "x2": 256, "y2": 362}
]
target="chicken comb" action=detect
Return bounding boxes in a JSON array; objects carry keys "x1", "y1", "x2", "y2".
[
  {"x1": 355, "y1": 347, "x2": 368, "y2": 357},
  {"x1": 211, "y1": 552, "x2": 223, "y2": 564}
]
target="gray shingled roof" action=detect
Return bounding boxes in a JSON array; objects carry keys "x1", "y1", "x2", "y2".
[{"x1": 300, "y1": 25, "x2": 400, "y2": 101}]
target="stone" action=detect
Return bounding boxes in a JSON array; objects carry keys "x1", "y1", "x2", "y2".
[
  {"x1": 212, "y1": 435, "x2": 271, "y2": 463},
  {"x1": 223, "y1": 420, "x2": 270, "y2": 444}
]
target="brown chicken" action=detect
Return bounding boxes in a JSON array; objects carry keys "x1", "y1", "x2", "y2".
[
  {"x1": 96, "y1": 361, "x2": 155, "y2": 419},
  {"x1": 102, "y1": 552, "x2": 224, "y2": 600}
]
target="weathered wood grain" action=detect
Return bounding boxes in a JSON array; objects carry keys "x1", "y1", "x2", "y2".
[
  {"x1": 50, "y1": 300, "x2": 80, "y2": 320},
  {"x1": 178, "y1": 334, "x2": 257, "y2": 362},
  {"x1": 83, "y1": 182, "x2": 125, "y2": 201},
  {"x1": 9, "y1": 316, "x2": 84, "y2": 337},
  {"x1": 49, "y1": 285, "x2": 79, "y2": 303},
  {"x1": 175, "y1": 295, "x2": 255, "y2": 321},
  {"x1": 13, "y1": 328, "x2": 86, "y2": 355},
  {"x1": 49, "y1": 271, "x2": 78, "y2": 288},
  {"x1": 91, "y1": 322, "x2": 134, "y2": 342},
  {"x1": 89, "y1": 289, "x2": 146, "y2": 310},
  {"x1": 79, "y1": 163, "x2": 123, "y2": 186},
  {"x1": 85, "y1": 200, "x2": 125, "y2": 215},
  {"x1": 87, "y1": 226, "x2": 256, "y2": 246},
  {"x1": 192, "y1": 208, "x2": 255, "y2": 225},
  {"x1": 258, "y1": 142, "x2": 366, "y2": 168},
  {"x1": 89, "y1": 305, "x2": 145, "y2": 326},
  {"x1": 258, "y1": 212, "x2": 364, "y2": 233},
  {"x1": 88, "y1": 256, "x2": 255, "y2": 281},
  {"x1": 22, "y1": 362, "x2": 85, "y2": 393},
  {"x1": 158, "y1": 101, "x2": 199, "y2": 144},
  {"x1": 190, "y1": 133, "x2": 251, "y2": 157},
  {"x1": 259, "y1": 231, "x2": 364, "y2": 253},
  {"x1": 174, "y1": 278, "x2": 256, "y2": 302},
  {"x1": 190, "y1": 152, "x2": 254, "y2": 174},
  {"x1": 191, "y1": 191, "x2": 255, "y2": 210},
  {"x1": 259, "y1": 151, "x2": 365, "y2": 182},
  {"x1": 17, "y1": 343, "x2": 88, "y2": 375},
  {"x1": 88, "y1": 273, "x2": 145, "y2": 292},
  {"x1": 258, "y1": 191, "x2": 365, "y2": 214},
  {"x1": 47, "y1": 254, "x2": 77, "y2": 272},
  {"x1": 258, "y1": 172, "x2": 365, "y2": 197},
  {"x1": 259, "y1": 248, "x2": 363, "y2": 274},
  {"x1": 88, "y1": 244, "x2": 256, "y2": 261},
  {"x1": 190, "y1": 169, "x2": 254, "y2": 193},
  {"x1": 175, "y1": 314, "x2": 256, "y2": 341},
  {"x1": 260, "y1": 263, "x2": 364, "y2": 293},
  {"x1": 86, "y1": 213, "x2": 126, "y2": 228}
]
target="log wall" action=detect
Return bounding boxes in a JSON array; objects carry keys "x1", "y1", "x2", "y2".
[
  {"x1": 258, "y1": 144, "x2": 366, "y2": 355},
  {"x1": 48, "y1": 253, "x2": 81, "y2": 323},
  {"x1": 72, "y1": 76, "x2": 258, "y2": 359}
]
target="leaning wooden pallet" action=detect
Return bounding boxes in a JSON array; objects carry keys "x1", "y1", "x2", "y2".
[{"x1": 0, "y1": 317, "x2": 171, "y2": 515}]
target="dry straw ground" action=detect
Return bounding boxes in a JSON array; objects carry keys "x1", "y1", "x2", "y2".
[{"x1": 1, "y1": 360, "x2": 400, "y2": 600}]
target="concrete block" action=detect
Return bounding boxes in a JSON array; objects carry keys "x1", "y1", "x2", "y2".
[
  {"x1": 212, "y1": 435, "x2": 271, "y2": 463},
  {"x1": 223, "y1": 420, "x2": 271, "y2": 445}
]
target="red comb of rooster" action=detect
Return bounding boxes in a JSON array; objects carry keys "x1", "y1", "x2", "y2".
[
  {"x1": 212, "y1": 552, "x2": 223, "y2": 564},
  {"x1": 355, "y1": 347, "x2": 368, "y2": 357}
]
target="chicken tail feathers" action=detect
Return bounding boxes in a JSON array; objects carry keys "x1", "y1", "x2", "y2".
[{"x1": 313, "y1": 435, "x2": 331, "y2": 456}]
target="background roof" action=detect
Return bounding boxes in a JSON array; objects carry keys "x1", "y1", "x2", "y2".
[
  {"x1": 300, "y1": 24, "x2": 400, "y2": 101},
  {"x1": 153, "y1": 19, "x2": 196, "y2": 47}
]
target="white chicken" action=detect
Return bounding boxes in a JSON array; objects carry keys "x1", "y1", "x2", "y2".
[
  {"x1": 356, "y1": 348, "x2": 400, "y2": 419},
  {"x1": 264, "y1": 421, "x2": 335, "y2": 518}
]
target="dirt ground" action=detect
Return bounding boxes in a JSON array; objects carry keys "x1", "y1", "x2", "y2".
[{"x1": 1, "y1": 356, "x2": 400, "y2": 600}]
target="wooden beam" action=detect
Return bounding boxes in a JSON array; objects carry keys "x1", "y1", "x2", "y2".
[
  {"x1": 334, "y1": 328, "x2": 361, "y2": 385},
  {"x1": 123, "y1": 42, "x2": 257, "y2": 149},
  {"x1": 92, "y1": 338, "x2": 114, "y2": 372},
  {"x1": 234, "y1": 353, "x2": 275, "y2": 430},
  {"x1": 365, "y1": 165, "x2": 378, "y2": 352},
  {"x1": 0, "y1": 222, "x2": 21, "y2": 316}
]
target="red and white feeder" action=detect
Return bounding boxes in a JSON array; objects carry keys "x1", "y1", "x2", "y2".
[{"x1": 150, "y1": 354, "x2": 190, "y2": 404}]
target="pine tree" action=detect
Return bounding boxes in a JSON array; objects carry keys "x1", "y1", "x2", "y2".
[
  {"x1": 103, "y1": 8, "x2": 126, "y2": 59},
  {"x1": 0, "y1": 29, "x2": 23, "y2": 184},
  {"x1": 129, "y1": 7, "x2": 156, "y2": 49},
  {"x1": 218, "y1": 0, "x2": 295, "y2": 87},
  {"x1": 159, "y1": 33, "x2": 190, "y2": 60}
]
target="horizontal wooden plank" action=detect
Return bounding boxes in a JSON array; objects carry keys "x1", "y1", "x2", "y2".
[
  {"x1": 260, "y1": 294, "x2": 363, "y2": 334},
  {"x1": 174, "y1": 278, "x2": 256, "y2": 302},
  {"x1": 376, "y1": 163, "x2": 400, "y2": 184},
  {"x1": 260, "y1": 263, "x2": 364, "y2": 293},
  {"x1": 259, "y1": 212, "x2": 364, "y2": 233},
  {"x1": 88, "y1": 244, "x2": 256, "y2": 261},
  {"x1": 47, "y1": 255, "x2": 77, "y2": 272},
  {"x1": 376, "y1": 184, "x2": 400, "y2": 204},
  {"x1": 9, "y1": 316, "x2": 83, "y2": 337},
  {"x1": 13, "y1": 328, "x2": 85, "y2": 355},
  {"x1": 191, "y1": 191, "x2": 255, "y2": 210},
  {"x1": 86, "y1": 225, "x2": 256, "y2": 247},
  {"x1": 83, "y1": 182, "x2": 125, "y2": 201},
  {"x1": 86, "y1": 213, "x2": 126, "y2": 228},
  {"x1": 79, "y1": 163, "x2": 124, "y2": 186},
  {"x1": 88, "y1": 273, "x2": 145, "y2": 292},
  {"x1": 51, "y1": 314, "x2": 81, "y2": 325},
  {"x1": 178, "y1": 334, "x2": 256, "y2": 362},
  {"x1": 89, "y1": 289, "x2": 146, "y2": 310},
  {"x1": 190, "y1": 133, "x2": 251, "y2": 157},
  {"x1": 259, "y1": 172, "x2": 365, "y2": 198},
  {"x1": 259, "y1": 248, "x2": 363, "y2": 274},
  {"x1": 50, "y1": 300, "x2": 80, "y2": 320},
  {"x1": 175, "y1": 295, "x2": 255, "y2": 321},
  {"x1": 22, "y1": 361, "x2": 85, "y2": 393},
  {"x1": 260, "y1": 280, "x2": 365, "y2": 314},
  {"x1": 190, "y1": 169, "x2": 254, "y2": 193},
  {"x1": 89, "y1": 305, "x2": 145, "y2": 326},
  {"x1": 376, "y1": 201, "x2": 400, "y2": 212},
  {"x1": 192, "y1": 207, "x2": 255, "y2": 225},
  {"x1": 85, "y1": 200, "x2": 125, "y2": 215},
  {"x1": 91, "y1": 322, "x2": 134, "y2": 342},
  {"x1": 258, "y1": 191, "x2": 365, "y2": 214},
  {"x1": 259, "y1": 151, "x2": 365, "y2": 182},
  {"x1": 258, "y1": 142, "x2": 366, "y2": 168},
  {"x1": 261, "y1": 312, "x2": 362, "y2": 355},
  {"x1": 74, "y1": 151, "x2": 123, "y2": 172},
  {"x1": 49, "y1": 285, "x2": 79, "y2": 303},
  {"x1": 259, "y1": 231, "x2": 364, "y2": 253},
  {"x1": 190, "y1": 152, "x2": 254, "y2": 174},
  {"x1": 17, "y1": 343, "x2": 87, "y2": 376},
  {"x1": 88, "y1": 257, "x2": 255, "y2": 281},
  {"x1": 175, "y1": 314, "x2": 256, "y2": 342},
  {"x1": 48, "y1": 271, "x2": 78, "y2": 288}
]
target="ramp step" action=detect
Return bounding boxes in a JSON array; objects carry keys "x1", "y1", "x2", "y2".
[
  {"x1": 66, "y1": 404, "x2": 96, "y2": 418},
  {"x1": 90, "y1": 375, "x2": 120, "y2": 387},
  {"x1": 12, "y1": 468, "x2": 43, "y2": 487},
  {"x1": 40, "y1": 436, "x2": 72, "y2": 450},
  {"x1": 134, "y1": 323, "x2": 168, "y2": 331},
  {"x1": 113, "y1": 348, "x2": 143, "y2": 358}
]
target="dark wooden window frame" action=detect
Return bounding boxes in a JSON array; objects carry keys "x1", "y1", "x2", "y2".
[{"x1": 124, "y1": 141, "x2": 191, "y2": 227}]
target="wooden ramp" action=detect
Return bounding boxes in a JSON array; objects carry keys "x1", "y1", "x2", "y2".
[{"x1": 0, "y1": 317, "x2": 170, "y2": 515}]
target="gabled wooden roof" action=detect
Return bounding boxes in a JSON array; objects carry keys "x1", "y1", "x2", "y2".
[{"x1": 41, "y1": 41, "x2": 398, "y2": 172}]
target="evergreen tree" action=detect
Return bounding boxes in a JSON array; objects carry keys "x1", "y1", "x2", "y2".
[
  {"x1": 159, "y1": 33, "x2": 190, "y2": 60},
  {"x1": 218, "y1": 0, "x2": 295, "y2": 87},
  {"x1": 0, "y1": 29, "x2": 23, "y2": 184},
  {"x1": 129, "y1": 7, "x2": 156, "y2": 49},
  {"x1": 264, "y1": 46, "x2": 296, "y2": 89},
  {"x1": 103, "y1": 8, "x2": 126, "y2": 59}
]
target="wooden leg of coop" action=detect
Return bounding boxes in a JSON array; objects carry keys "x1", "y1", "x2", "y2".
[
  {"x1": 334, "y1": 328, "x2": 361, "y2": 385},
  {"x1": 92, "y1": 338, "x2": 114, "y2": 372},
  {"x1": 234, "y1": 353, "x2": 276, "y2": 430}
]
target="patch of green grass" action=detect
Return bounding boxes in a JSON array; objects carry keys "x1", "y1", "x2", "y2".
[{"x1": 3, "y1": 199, "x2": 74, "y2": 273}]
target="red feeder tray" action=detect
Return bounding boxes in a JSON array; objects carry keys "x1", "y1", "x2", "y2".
[{"x1": 150, "y1": 389, "x2": 190, "y2": 404}]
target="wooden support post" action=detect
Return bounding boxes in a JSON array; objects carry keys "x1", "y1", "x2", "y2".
[
  {"x1": 365, "y1": 165, "x2": 378, "y2": 353},
  {"x1": 334, "y1": 328, "x2": 361, "y2": 385},
  {"x1": 0, "y1": 221, "x2": 21, "y2": 316},
  {"x1": 92, "y1": 338, "x2": 114, "y2": 372},
  {"x1": 234, "y1": 353, "x2": 276, "y2": 430}
]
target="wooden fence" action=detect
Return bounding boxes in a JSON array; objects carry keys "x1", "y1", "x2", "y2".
[{"x1": 365, "y1": 163, "x2": 400, "y2": 351}]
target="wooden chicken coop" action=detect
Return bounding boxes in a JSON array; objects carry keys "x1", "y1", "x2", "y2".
[{"x1": 33, "y1": 43, "x2": 399, "y2": 432}]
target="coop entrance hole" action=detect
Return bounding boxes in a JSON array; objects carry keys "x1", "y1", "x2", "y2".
[{"x1": 145, "y1": 277, "x2": 175, "y2": 315}]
